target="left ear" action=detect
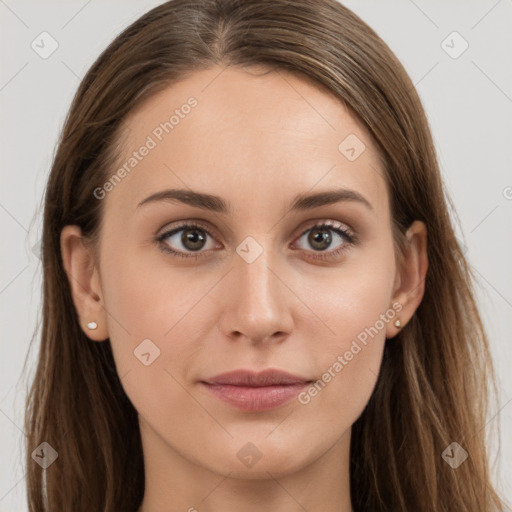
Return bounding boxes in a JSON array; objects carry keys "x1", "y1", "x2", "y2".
[{"x1": 386, "y1": 220, "x2": 429, "y2": 339}]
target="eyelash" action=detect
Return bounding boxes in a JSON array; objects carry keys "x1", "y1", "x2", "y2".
[{"x1": 156, "y1": 220, "x2": 356, "y2": 261}]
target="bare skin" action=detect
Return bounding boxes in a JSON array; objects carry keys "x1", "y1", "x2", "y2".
[{"x1": 61, "y1": 65, "x2": 428, "y2": 512}]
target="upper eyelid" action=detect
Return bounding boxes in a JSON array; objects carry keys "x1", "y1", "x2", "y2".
[
  {"x1": 159, "y1": 220, "x2": 220, "y2": 242},
  {"x1": 297, "y1": 219, "x2": 352, "y2": 236}
]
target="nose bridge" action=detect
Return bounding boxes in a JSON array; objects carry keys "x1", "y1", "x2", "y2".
[
  {"x1": 242, "y1": 245, "x2": 274, "y2": 298},
  {"x1": 236, "y1": 236, "x2": 281, "y2": 312},
  {"x1": 219, "y1": 235, "x2": 293, "y2": 340}
]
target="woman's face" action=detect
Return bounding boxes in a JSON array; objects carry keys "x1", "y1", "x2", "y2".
[{"x1": 65, "y1": 65, "x2": 425, "y2": 481}]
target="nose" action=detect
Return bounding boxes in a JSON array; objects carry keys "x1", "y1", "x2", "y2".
[{"x1": 217, "y1": 241, "x2": 294, "y2": 345}]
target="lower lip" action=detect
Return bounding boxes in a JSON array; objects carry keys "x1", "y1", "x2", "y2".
[{"x1": 200, "y1": 382, "x2": 309, "y2": 412}]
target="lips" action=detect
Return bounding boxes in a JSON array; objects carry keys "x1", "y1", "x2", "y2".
[
  {"x1": 200, "y1": 369, "x2": 313, "y2": 412},
  {"x1": 202, "y1": 368, "x2": 311, "y2": 386}
]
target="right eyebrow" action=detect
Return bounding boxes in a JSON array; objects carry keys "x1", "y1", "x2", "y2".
[{"x1": 137, "y1": 188, "x2": 228, "y2": 212}]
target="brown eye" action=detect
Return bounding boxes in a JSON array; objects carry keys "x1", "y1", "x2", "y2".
[
  {"x1": 293, "y1": 222, "x2": 355, "y2": 261},
  {"x1": 180, "y1": 227, "x2": 207, "y2": 251},
  {"x1": 307, "y1": 226, "x2": 334, "y2": 251},
  {"x1": 157, "y1": 223, "x2": 218, "y2": 258}
]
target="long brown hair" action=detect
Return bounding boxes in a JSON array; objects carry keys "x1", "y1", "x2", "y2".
[{"x1": 23, "y1": 0, "x2": 506, "y2": 510}]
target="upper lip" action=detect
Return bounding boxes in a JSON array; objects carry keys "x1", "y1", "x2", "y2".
[{"x1": 202, "y1": 369, "x2": 312, "y2": 387}]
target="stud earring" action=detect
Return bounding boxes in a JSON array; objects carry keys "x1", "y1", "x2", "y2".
[
  {"x1": 394, "y1": 319, "x2": 402, "y2": 328},
  {"x1": 87, "y1": 321, "x2": 98, "y2": 330}
]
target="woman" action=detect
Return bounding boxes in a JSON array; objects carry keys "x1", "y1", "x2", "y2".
[{"x1": 24, "y1": 0, "x2": 506, "y2": 510}]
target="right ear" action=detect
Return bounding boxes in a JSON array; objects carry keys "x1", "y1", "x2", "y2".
[{"x1": 60, "y1": 225, "x2": 109, "y2": 342}]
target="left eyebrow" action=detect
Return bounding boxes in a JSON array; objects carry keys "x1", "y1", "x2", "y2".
[
  {"x1": 291, "y1": 188, "x2": 373, "y2": 211},
  {"x1": 135, "y1": 187, "x2": 373, "y2": 213}
]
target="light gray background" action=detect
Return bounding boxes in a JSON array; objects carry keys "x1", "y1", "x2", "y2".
[{"x1": 1, "y1": 0, "x2": 511, "y2": 510}]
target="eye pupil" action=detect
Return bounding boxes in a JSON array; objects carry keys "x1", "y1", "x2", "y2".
[
  {"x1": 309, "y1": 227, "x2": 332, "y2": 250},
  {"x1": 182, "y1": 228, "x2": 206, "y2": 251}
]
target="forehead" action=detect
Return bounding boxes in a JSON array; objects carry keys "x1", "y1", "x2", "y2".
[{"x1": 108, "y1": 65, "x2": 388, "y2": 216}]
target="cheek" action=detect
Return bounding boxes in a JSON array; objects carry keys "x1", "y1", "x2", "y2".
[
  {"x1": 312, "y1": 240, "x2": 396, "y2": 340},
  {"x1": 99, "y1": 245, "x2": 216, "y2": 377},
  {"x1": 100, "y1": 228, "x2": 200, "y2": 332},
  {"x1": 298, "y1": 248, "x2": 395, "y2": 424},
  {"x1": 98, "y1": 251, "x2": 204, "y2": 424}
]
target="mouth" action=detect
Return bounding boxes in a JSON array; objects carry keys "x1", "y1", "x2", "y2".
[{"x1": 200, "y1": 369, "x2": 314, "y2": 412}]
